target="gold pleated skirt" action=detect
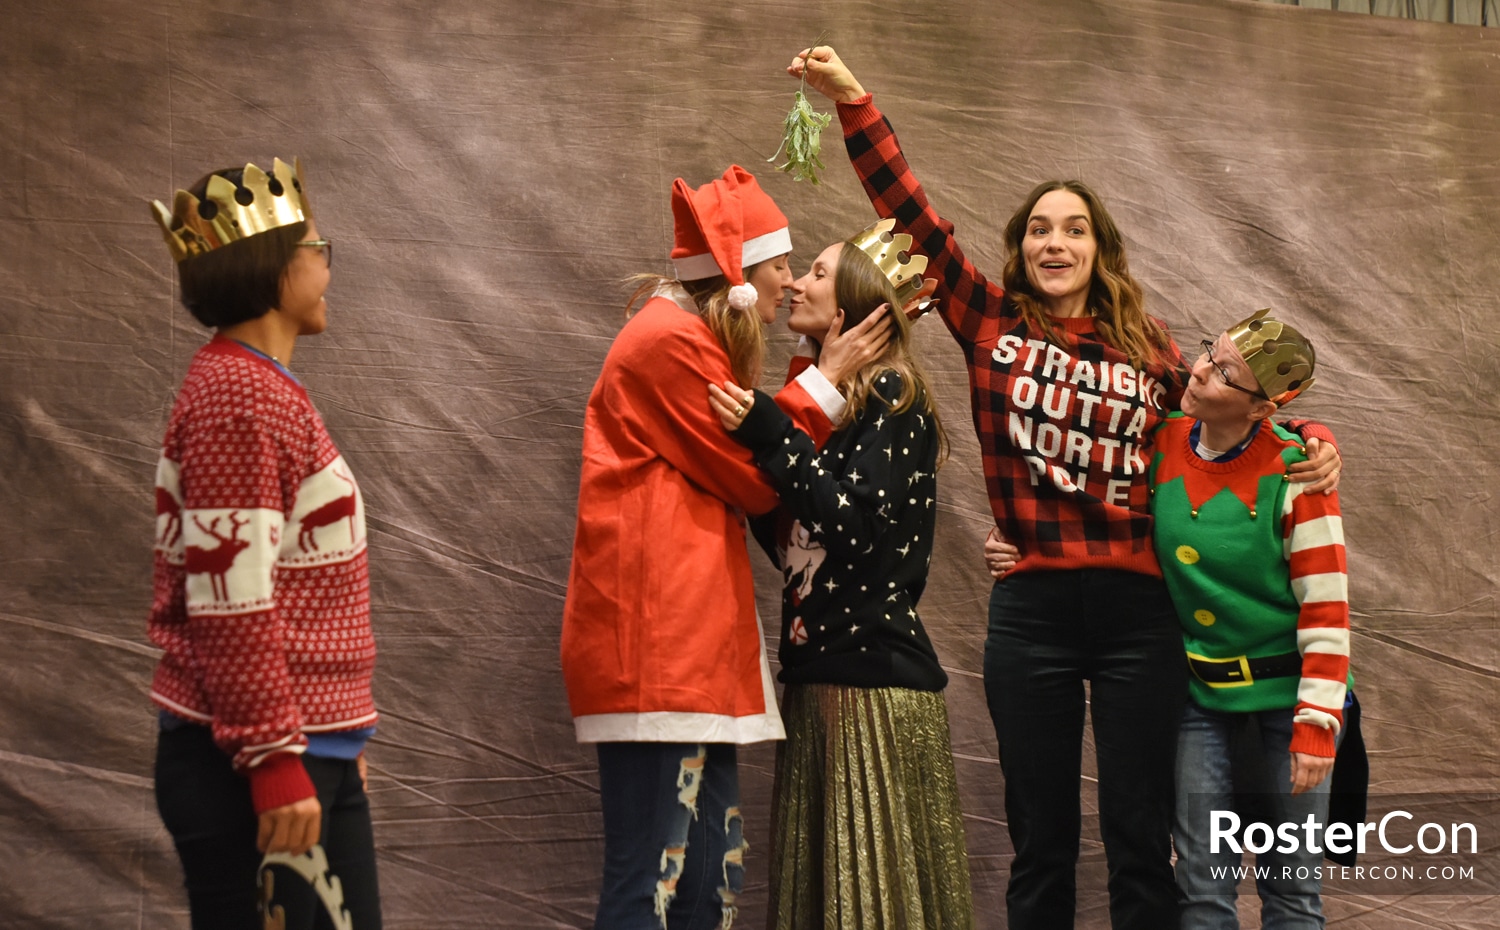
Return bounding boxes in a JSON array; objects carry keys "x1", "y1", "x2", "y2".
[{"x1": 767, "y1": 684, "x2": 975, "y2": 930}]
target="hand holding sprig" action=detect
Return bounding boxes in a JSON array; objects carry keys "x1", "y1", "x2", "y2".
[{"x1": 786, "y1": 46, "x2": 866, "y2": 105}]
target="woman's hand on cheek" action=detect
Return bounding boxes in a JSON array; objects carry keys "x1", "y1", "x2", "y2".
[{"x1": 817, "y1": 304, "x2": 892, "y2": 384}]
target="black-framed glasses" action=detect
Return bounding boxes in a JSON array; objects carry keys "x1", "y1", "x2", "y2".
[
  {"x1": 1199, "y1": 339, "x2": 1266, "y2": 398},
  {"x1": 298, "y1": 239, "x2": 333, "y2": 268}
]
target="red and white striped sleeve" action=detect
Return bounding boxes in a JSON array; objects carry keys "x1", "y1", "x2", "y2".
[{"x1": 1282, "y1": 481, "x2": 1350, "y2": 757}]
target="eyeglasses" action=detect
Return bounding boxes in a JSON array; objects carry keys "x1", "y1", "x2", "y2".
[
  {"x1": 1199, "y1": 339, "x2": 1267, "y2": 399},
  {"x1": 298, "y1": 239, "x2": 333, "y2": 268}
]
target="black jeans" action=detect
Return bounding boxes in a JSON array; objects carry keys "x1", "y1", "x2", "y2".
[
  {"x1": 983, "y1": 569, "x2": 1186, "y2": 930},
  {"x1": 154, "y1": 724, "x2": 382, "y2": 930}
]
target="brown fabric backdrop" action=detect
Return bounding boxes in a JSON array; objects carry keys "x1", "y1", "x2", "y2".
[{"x1": 2, "y1": 0, "x2": 1496, "y2": 927}]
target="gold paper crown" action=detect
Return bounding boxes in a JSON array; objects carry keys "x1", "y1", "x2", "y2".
[
  {"x1": 848, "y1": 218, "x2": 929, "y2": 310},
  {"x1": 150, "y1": 158, "x2": 311, "y2": 263},
  {"x1": 1226, "y1": 308, "x2": 1316, "y2": 406}
]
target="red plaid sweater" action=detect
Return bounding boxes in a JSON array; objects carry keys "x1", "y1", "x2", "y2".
[
  {"x1": 838, "y1": 96, "x2": 1332, "y2": 575},
  {"x1": 148, "y1": 336, "x2": 377, "y2": 812}
]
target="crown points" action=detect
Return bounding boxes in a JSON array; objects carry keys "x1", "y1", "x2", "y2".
[
  {"x1": 150, "y1": 157, "x2": 311, "y2": 263},
  {"x1": 1226, "y1": 308, "x2": 1316, "y2": 405},
  {"x1": 847, "y1": 218, "x2": 929, "y2": 309}
]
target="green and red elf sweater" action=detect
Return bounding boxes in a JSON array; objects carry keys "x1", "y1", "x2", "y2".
[
  {"x1": 836, "y1": 95, "x2": 1336, "y2": 577},
  {"x1": 1150, "y1": 413, "x2": 1350, "y2": 757}
]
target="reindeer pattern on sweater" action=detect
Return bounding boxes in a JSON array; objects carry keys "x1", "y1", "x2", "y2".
[{"x1": 149, "y1": 336, "x2": 377, "y2": 784}]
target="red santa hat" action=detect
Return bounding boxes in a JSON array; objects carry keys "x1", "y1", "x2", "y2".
[{"x1": 670, "y1": 166, "x2": 791, "y2": 309}]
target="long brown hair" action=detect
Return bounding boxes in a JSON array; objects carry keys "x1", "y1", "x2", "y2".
[
  {"x1": 1000, "y1": 180, "x2": 1173, "y2": 370},
  {"x1": 624, "y1": 267, "x2": 769, "y2": 388},
  {"x1": 833, "y1": 242, "x2": 948, "y2": 465}
]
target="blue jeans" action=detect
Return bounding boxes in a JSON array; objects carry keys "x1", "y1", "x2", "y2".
[
  {"x1": 983, "y1": 570, "x2": 1186, "y2": 930},
  {"x1": 1174, "y1": 701, "x2": 1333, "y2": 929},
  {"x1": 595, "y1": 742, "x2": 745, "y2": 930}
]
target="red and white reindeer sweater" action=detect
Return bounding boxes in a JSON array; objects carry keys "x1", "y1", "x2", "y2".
[{"x1": 149, "y1": 336, "x2": 377, "y2": 813}]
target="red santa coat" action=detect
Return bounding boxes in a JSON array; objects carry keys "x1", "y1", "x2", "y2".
[{"x1": 562, "y1": 295, "x2": 837, "y2": 743}]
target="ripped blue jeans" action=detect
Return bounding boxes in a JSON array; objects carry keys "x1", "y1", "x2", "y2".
[{"x1": 595, "y1": 742, "x2": 746, "y2": 930}]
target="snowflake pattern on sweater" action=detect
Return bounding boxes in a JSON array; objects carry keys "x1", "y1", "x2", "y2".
[
  {"x1": 149, "y1": 336, "x2": 377, "y2": 811},
  {"x1": 738, "y1": 371, "x2": 947, "y2": 692}
]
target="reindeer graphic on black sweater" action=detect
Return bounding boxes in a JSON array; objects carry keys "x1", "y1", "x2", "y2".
[{"x1": 781, "y1": 520, "x2": 827, "y2": 606}]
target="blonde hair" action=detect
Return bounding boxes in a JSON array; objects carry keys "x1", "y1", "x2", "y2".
[
  {"x1": 624, "y1": 270, "x2": 767, "y2": 388},
  {"x1": 833, "y1": 242, "x2": 948, "y2": 466},
  {"x1": 1000, "y1": 180, "x2": 1175, "y2": 371}
]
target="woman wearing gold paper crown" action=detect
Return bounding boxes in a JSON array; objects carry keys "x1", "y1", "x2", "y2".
[
  {"x1": 708, "y1": 221, "x2": 973, "y2": 930},
  {"x1": 790, "y1": 46, "x2": 1345, "y2": 930},
  {"x1": 1150, "y1": 311, "x2": 1352, "y2": 928},
  {"x1": 147, "y1": 161, "x2": 382, "y2": 929},
  {"x1": 560, "y1": 164, "x2": 889, "y2": 929}
]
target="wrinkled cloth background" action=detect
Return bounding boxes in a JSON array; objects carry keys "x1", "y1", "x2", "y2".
[{"x1": 1, "y1": 0, "x2": 1496, "y2": 927}]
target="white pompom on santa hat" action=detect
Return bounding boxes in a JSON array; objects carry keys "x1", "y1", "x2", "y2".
[{"x1": 670, "y1": 165, "x2": 792, "y2": 311}]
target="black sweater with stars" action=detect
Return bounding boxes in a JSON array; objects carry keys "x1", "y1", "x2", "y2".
[{"x1": 736, "y1": 371, "x2": 948, "y2": 692}]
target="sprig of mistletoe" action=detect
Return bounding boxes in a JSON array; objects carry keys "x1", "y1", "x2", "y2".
[{"x1": 769, "y1": 40, "x2": 833, "y2": 185}]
